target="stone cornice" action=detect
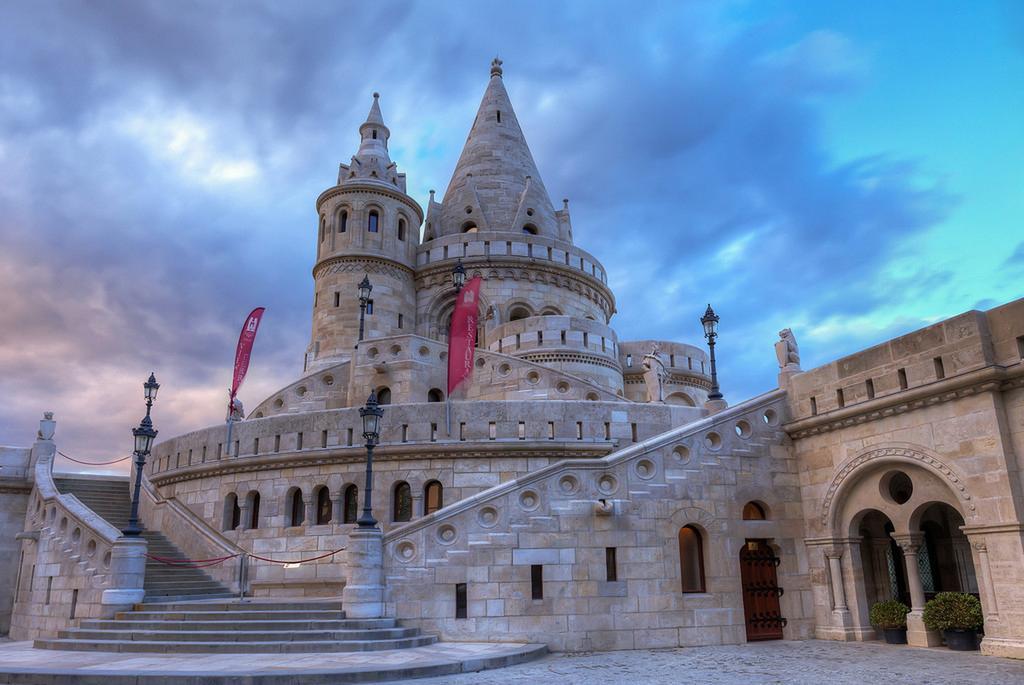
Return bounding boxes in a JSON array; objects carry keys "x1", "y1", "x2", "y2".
[
  {"x1": 0, "y1": 482, "x2": 31, "y2": 494},
  {"x1": 149, "y1": 440, "x2": 615, "y2": 487},
  {"x1": 520, "y1": 350, "x2": 622, "y2": 372},
  {"x1": 960, "y1": 522, "x2": 1024, "y2": 535},
  {"x1": 624, "y1": 371, "x2": 712, "y2": 391},
  {"x1": 315, "y1": 182, "x2": 424, "y2": 222},
  {"x1": 312, "y1": 254, "x2": 415, "y2": 280},
  {"x1": 784, "y1": 364, "x2": 1024, "y2": 439}
]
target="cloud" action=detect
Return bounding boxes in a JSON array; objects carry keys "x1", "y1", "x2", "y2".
[{"x1": 0, "y1": 1, "x2": 965, "y2": 467}]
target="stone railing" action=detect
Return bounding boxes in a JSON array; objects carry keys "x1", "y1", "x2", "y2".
[
  {"x1": 250, "y1": 360, "x2": 351, "y2": 418},
  {"x1": 417, "y1": 231, "x2": 608, "y2": 285},
  {"x1": 8, "y1": 416, "x2": 148, "y2": 640}
]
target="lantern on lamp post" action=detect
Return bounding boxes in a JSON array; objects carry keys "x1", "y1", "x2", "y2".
[
  {"x1": 700, "y1": 305, "x2": 723, "y2": 402},
  {"x1": 356, "y1": 390, "x2": 384, "y2": 529},
  {"x1": 124, "y1": 372, "x2": 159, "y2": 537}
]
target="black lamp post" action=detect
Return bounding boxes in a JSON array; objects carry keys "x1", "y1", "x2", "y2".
[
  {"x1": 124, "y1": 372, "x2": 159, "y2": 536},
  {"x1": 700, "y1": 304, "x2": 723, "y2": 401},
  {"x1": 356, "y1": 390, "x2": 384, "y2": 529},
  {"x1": 357, "y1": 275, "x2": 372, "y2": 343},
  {"x1": 452, "y1": 259, "x2": 466, "y2": 294}
]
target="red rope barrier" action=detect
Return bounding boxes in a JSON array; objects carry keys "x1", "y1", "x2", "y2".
[
  {"x1": 58, "y1": 450, "x2": 132, "y2": 466},
  {"x1": 145, "y1": 553, "x2": 238, "y2": 566},
  {"x1": 246, "y1": 547, "x2": 345, "y2": 564}
]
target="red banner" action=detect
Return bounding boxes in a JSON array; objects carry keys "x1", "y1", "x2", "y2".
[
  {"x1": 230, "y1": 307, "x2": 265, "y2": 405},
  {"x1": 447, "y1": 277, "x2": 481, "y2": 395}
]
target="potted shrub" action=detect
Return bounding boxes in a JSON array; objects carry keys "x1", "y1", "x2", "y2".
[
  {"x1": 923, "y1": 592, "x2": 983, "y2": 651},
  {"x1": 869, "y1": 600, "x2": 910, "y2": 644}
]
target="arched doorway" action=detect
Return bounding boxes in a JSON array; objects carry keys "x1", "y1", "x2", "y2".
[
  {"x1": 855, "y1": 509, "x2": 909, "y2": 609},
  {"x1": 739, "y1": 539, "x2": 785, "y2": 641},
  {"x1": 915, "y1": 502, "x2": 978, "y2": 600}
]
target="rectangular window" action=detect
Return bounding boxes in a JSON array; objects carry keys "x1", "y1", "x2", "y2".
[
  {"x1": 515, "y1": 334, "x2": 521, "y2": 350},
  {"x1": 606, "y1": 547, "x2": 618, "y2": 582},
  {"x1": 866, "y1": 378, "x2": 875, "y2": 399},
  {"x1": 561, "y1": 331, "x2": 567, "y2": 345},
  {"x1": 631, "y1": 422, "x2": 638, "y2": 442},
  {"x1": 1017, "y1": 335, "x2": 1024, "y2": 359},
  {"x1": 401, "y1": 424, "x2": 408, "y2": 443},
  {"x1": 398, "y1": 313, "x2": 404, "y2": 329},
  {"x1": 45, "y1": 577, "x2": 52, "y2": 605},
  {"x1": 810, "y1": 397, "x2": 818, "y2": 415},
  {"x1": 537, "y1": 331, "x2": 543, "y2": 345},
  {"x1": 334, "y1": 292, "x2": 340, "y2": 307},
  {"x1": 321, "y1": 430, "x2": 328, "y2": 448},
  {"x1": 836, "y1": 388, "x2": 845, "y2": 408},
  {"x1": 69, "y1": 588, "x2": 78, "y2": 619},
  {"x1": 455, "y1": 583, "x2": 468, "y2": 619},
  {"x1": 548, "y1": 421, "x2": 555, "y2": 440},
  {"x1": 346, "y1": 428, "x2": 353, "y2": 446},
  {"x1": 688, "y1": 357, "x2": 693, "y2": 370},
  {"x1": 217, "y1": 443, "x2": 223, "y2": 458},
  {"x1": 518, "y1": 421, "x2": 526, "y2": 440},
  {"x1": 253, "y1": 438, "x2": 259, "y2": 454},
  {"x1": 431, "y1": 423, "x2": 438, "y2": 442},
  {"x1": 531, "y1": 565, "x2": 544, "y2": 600},
  {"x1": 898, "y1": 368, "x2": 908, "y2": 390},
  {"x1": 314, "y1": 292, "x2": 319, "y2": 307},
  {"x1": 602, "y1": 337, "x2": 606, "y2": 352},
  {"x1": 366, "y1": 299, "x2": 374, "y2": 315},
  {"x1": 233, "y1": 440, "x2": 239, "y2": 456},
  {"x1": 934, "y1": 356, "x2": 946, "y2": 380},
  {"x1": 443, "y1": 245, "x2": 449, "y2": 259},
  {"x1": 489, "y1": 422, "x2": 496, "y2": 440},
  {"x1": 296, "y1": 432, "x2": 303, "y2": 450},
  {"x1": 670, "y1": 354, "x2": 675, "y2": 366},
  {"x1": 626, "y1": 354, "x2": 632, "y2": 368},
  {"x1": 188, "y1": 449, "x2": 193, "y2": 464},
  {"x1": 201, "y1": 445, "x2": 207, "y2": 462},
  {"x1": 460, "y1": 422, "x2": 466, "y2": 441},
  {"x1": 274, "y1": 435, "x2": 281, "y2": 452},
  {"x1": 576, "y1": 422, "x2": 583, "y2": 440},
  {"x1": 583, "y1": 332, "x2": 589, "y2": 349},
  {"x1": 604, "y1": 422, "x2": 611, "y2": 440}
]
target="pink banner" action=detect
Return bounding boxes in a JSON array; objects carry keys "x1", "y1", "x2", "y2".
[
  {"x1": 230, "y1": 307, "x2": 265, "y2": 406},
  {"x1": 447, "y1": 277, "x2": 481, "y2": 395}
]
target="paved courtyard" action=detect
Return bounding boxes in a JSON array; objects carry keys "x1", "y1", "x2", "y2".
[{"x1": 384, "y1": 640, "x2": 1024, "y2": 685}]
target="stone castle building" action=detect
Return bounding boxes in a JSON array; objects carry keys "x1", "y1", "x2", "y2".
[{"x1": 2, "y1": 60, "x2": 1023, "y2": 665}]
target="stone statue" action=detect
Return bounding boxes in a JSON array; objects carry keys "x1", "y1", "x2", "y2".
[
  {"x1": 227, "y1": 397, "x2": 245, "y2": 422},
  {"x1": 775, "y1": 328, "x2": 801, "y2": 370},
  {"x1": 642, "y1": 345, "x2": 668, "y2": 403}
]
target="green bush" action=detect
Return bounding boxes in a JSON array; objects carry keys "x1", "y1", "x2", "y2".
[
  {"x1": 869, "y1": 600, "x2": 909, "y2": 629},
  {"x1": 922, "y1": 592, "x2": 983, "y2": 632}
]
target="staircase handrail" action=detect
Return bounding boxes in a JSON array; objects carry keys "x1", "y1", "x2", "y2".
[{"x1": 141, "y1": 477, "x2": 245, "y2": 556}]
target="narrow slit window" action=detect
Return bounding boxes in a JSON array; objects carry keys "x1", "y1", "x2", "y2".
[
  {"x1": 274, "y1": 434, "x2": 281, "y2": 452},
  {"x1": 631, "y1": 423, "x2": 638, "y2": 442},
  {"x1": 496, "y1": 110, "x2": 501, "y2": 123},
  {"x1": 1017, "y1": 335, "x2": 1024, "y2": 359},
  {"x1": 334, "y1": 292, "x2": 340, "y2": 307},
  {"x1": 321, "y1": 430, "x2": 328, "y2": 449},
  {"x1": 810, "y1": 397, "x2": 818, "y2": 415},
  {"x1": 253, "y1": 438, "x2": 259, "y2": 454},
  {"x1": 898, "y1": 368, "x2": 908, "y2": 390},
  {"x1": 518, "y1": 421, "x2": 526, "y2": 440},
  {"x1": 398, "y1": 313, "x2": 404, "y2": 329},
  {"x1": 836, "y1": 388, "x2": 845, "y2": 408},
  {"x1": 934, "y1": 356, "x2": 946, "y2": 379},
  {"x1": 604, "y1": 422, "x2": 611, "y2": 440},
  {"x1": 401, "y1": 425, "x2": 408, "y2": 442},
  {"x1": 459, "y1": 422, "x2": 466, "y2": 441},
  {"x1": 626, "y1": 354, "x2": 632, "y2": 368},
  {"x1": 866, "y1": 378, "x2": 875, "y2": 399},
  {"x1": 347, "y1": 428, "x2": 353, "y2": 446},
  {"x1": 431, "y1": 423, "x2": 438, "y2": 442},
  {"x1": 531, "y1": 564, "x2": 543, "y2": 599},
  {"x1": 548, "y1": 421, "x2": 555, "y2": 440},
  {"x1": 576, "y1": 422, "x2": 583, "y2": 440},
  {"x1": 489, "y1": 422, "x2": 497, "y2": 440},
  {"x1": 455, "y1": 583, "x2": 468, "y2": 618},
  {"x1": 606, "y1": 547, "x2": 618, "y2": 582},
  {"x1": 296, "y1": 432, "x2": 303, "y2": 450}
]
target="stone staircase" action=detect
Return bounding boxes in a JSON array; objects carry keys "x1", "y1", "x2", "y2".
[
  {"x1": 35, "y1": 599, "x2": 438, "y2": 653},
  {"x1": 54, "y1": 477, "x2": 234, "y2": 601}
]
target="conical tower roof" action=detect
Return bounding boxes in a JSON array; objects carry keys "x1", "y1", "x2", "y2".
[{"x1": 439, "y1": 59, "x2": 557, "y2": 237}]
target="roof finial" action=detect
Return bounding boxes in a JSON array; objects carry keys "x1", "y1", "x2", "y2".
[
  {"x1": 490, "y1": 57, "x2": 503, "y2": 78},
  {"x1": 373, "y1": 92, "x2": 379, "y2": 99}
]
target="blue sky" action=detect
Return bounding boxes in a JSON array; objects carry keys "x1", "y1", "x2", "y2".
[{"x1": 0, "y1": 1, "x2": 1021, "y2": 468}]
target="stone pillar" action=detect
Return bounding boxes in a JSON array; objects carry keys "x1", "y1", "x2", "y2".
[
  {"x1": 101, "y1": 536, "x2": 148, "y2": 617},
  {"x1": 341, "y1": 527, "x2": 384, "y2": 618},
  {"x1": 238, "y1": 501, "x2": 252, "y2": 531},
  {"x1": 827, "y1": 553, "x2": 848, "y2": 610},
  {"x1": 972, "y1": 541, "x2": 997, "y2": 618},
  {"x1": 892, "y1": 533, "x2": 941, "y2": 647},
  {"x1": 304, "y1": 498, "x2": 315, "y2": 527}
]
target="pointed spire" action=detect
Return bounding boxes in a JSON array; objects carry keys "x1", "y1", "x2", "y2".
[
  {"x1": 364, "y1": 92, "x2": 385, "y2": 127},
  {"x1": 438, "y1": 60, "x2": 557, "y2": 238}
]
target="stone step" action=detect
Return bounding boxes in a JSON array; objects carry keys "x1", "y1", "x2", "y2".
[
  {"x1": 34, "y1": 635, "x2": 438, "y2": 653},
  {"x1": 122, "y1": 610, "x2": 356, "y2": 621},
  {"x1": 135, "y1": 600, "x2": 343, "y2": 611},
  {"x1": 60, "y1": 627, "x2": 421, "y2": 642},
  {"x1": 82, "y1": 618, "x2": 383, "y2": 631},
  {"x1": 141, "y1": 593, "x2": 239, "y2": 603}
]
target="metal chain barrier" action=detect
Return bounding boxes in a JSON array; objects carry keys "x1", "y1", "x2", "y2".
[{"x1": 57, "y1": 450, "x2": 132, "y2": 466}]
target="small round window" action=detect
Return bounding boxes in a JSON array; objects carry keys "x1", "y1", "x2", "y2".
[{"x1": 886, "y1": 472, "x2": 913, "y2": 504}]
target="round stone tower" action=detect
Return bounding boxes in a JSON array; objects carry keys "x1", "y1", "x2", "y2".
[{"x1": 307, "y1": 94, "x2": 423, "y2": 372}]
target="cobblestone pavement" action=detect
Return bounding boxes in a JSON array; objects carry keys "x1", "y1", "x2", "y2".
[{"x1": 384, "y1": 640, "x2": 1024, "y2": 685}]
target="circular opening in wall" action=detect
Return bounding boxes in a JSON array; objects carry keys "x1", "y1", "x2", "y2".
[
  {"x1": 322, "y1": 375, "x2": 334, "y2": 386},
  {"x1": 526, "y1": 371, "x2": 541, "y2": 385},
  {"x1": 735, "y1": 420, "x2": 752, "y2": 438},
  {"x1": 585, "y1": 392, "x2": 599, "y2": 401},
  {"x1": 705, "y1": 432, "x2": 722, "y2": 451},
  {"x1": 763, "y1": 409, "x2": 778, "y2": 425},
  {"x1": 86, "y1": 539, "x2": 97, "y2": 559},
  {"x1": 465, "y1": 205, "x2": 473, "y2": 214},
  {"x1": 296, "y1": 386, "x2": 308, "y2": 397},
  {"x1": 273, "y1": 398, "x2": 284, "y2": 409},
  {"x1": 439, "y1": 351, "x2": 447, "y2": 361},
  {"x1": 526, "y1": 208, "x2": 534, "y2": 216},
  {"x1": 390, "y1": 344, "x2": 402, "y2": 356},
  {"x1": 367, "y1": 347, "x2": 379, "y2": 359},
  {"x1": 556, "y1": 381, "x2": 570, "y2": 394},
  {"x1": 882, "y1": 471, "x2": 914, "y2": 505},
  {"x1": 672, "y1": 445, "x2": 691, "y2": 464},
  {"x1": 498, "y1": 363, "x2": 511, "y2": 377},
  {"x1": 476, "y1": 357, "x2": 486, "y2": 368},
  {"x1": 419, "y1": 345, "x2": 430, "y2": 357}
]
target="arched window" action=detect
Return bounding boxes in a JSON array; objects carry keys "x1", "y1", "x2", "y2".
[
  {"x1": 315, "y1": 486, "x2": 332, "y2": 525},
  {"x1": 342, "y1": 484, "x2": 358, "y2": 524},
  {"x1": 522, "y1": 224, "x2": 538, "y2": 235},
  {"x1": 372, "y1": 129, "x2": 377, "y2": 139},
  {"x1": 427, "y1": 388, "x2": 444, "y2": 402},
  {"x1": 424, "y1": 480, "x2": 443, "y2": 515},
  {"x1": 339, "y1": 210, "x2": 348, "y2": 233},
  {"x1": 461, "y1": 222, "x2": 478, "y2": 233},
  {"x1": 393, "y1": 481, "x2": 412, "y2": 522},
  {"x1": 678, "y1": 525, "x2": 706, "y2": 593},
  {"x1": 289, "y1": 488, "x2": 305, "y2": 527},
  {"x1": 247, "y1": 491, "x2": 260, "y2": 530},
  {"x1": 223, "y1": 493, "x2": 240, "y2": 531},
  {"x1": 398, "y1": 218, "x2": 407, "y2": 241},
  {"x1": 509, "y1": 306, "x2": 531, "y2": 322},
  {"x1": 368, "y1": 210, "x2": 379, "y2": 233},
  {"x1": 742, "y1": 501, "x2": 767, "y2": 520},
  {"x1": 377, "y1": 387, "x2": 391, "y2": 405}
]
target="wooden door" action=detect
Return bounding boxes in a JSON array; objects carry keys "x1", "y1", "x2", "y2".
[{"x1": 739, "y1": 539, "x2": 786, "y2": 641}]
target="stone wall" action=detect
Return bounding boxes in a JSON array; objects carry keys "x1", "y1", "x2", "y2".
[
  {"x1": 0, "y1": 445, "x2": 31, "y2": 633},
  {"x1": 378, "y1": 391, "x2": 813, "y2": 651}
]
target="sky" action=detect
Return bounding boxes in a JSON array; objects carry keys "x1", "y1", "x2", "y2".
[{"x1": 0, "y1": 1, "x2": 1021, "y2": 472}]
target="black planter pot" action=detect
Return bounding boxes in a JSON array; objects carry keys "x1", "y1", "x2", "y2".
[
  {"x1": 883, "y1": 628, "x2": 908, "y2": 645},
  {"x1": 944, "y1": 629, "x2": 979, "y2": 651}
]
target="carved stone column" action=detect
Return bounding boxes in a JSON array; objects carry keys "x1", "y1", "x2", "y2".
[
  {"x1": 972, "y1": 540, "x2": 997, "y2": 618},
  {"x1": 238, "y1": 501, "x2": 252, "y2": 531},
  {"x1": 826, "y1": 552, "x2": 848, "y2": 611},
  {"x1": 892, "y1": 533, "x2": 941, "y2": 647},
  {"x1": 304, "y1": 498, "x2": 315, "y2": 527}
]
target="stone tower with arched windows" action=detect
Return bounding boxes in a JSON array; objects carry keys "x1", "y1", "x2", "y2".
[{"x1": 306, "y1": 93, "x2": 423, "y2": 372}]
